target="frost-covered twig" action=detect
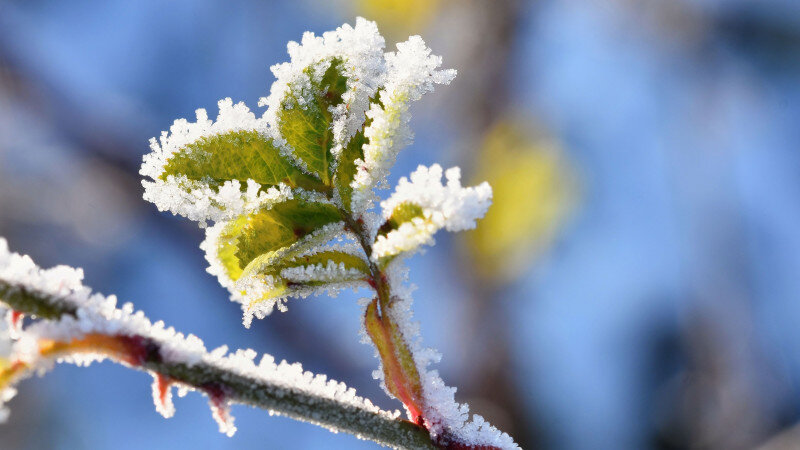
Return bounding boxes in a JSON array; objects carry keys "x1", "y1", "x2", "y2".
[
  {"x1": 135, "y1": 17, "x2": 518, "y2": 449},
  {"x1": 0, "y1": 17, "x2": 525, "y2": 449},
  {"x1": 0, "y1": 239, "x2": 434, "y2": 449}
]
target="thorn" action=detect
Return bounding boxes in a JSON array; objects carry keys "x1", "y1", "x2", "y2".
[
  {"x1": 5, "y1": 310, "x2": 23, "y2": 340},
  {"x1": 204, "y1": 383, "x2": 236, "y2": 437},
  {"x1": 151, "y1": 373, "x2": 175, "y2": 418}
]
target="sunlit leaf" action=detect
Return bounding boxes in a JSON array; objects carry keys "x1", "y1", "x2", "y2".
[
  {"x1": 214, "y1": 199, "x2": 343, "y2": 282},
  {"x1": 278, "y1": 58, "x2": 349, "y2": 185},
  {"x1": 161, "y1": 130, "x2": 329, "y2": 193}
]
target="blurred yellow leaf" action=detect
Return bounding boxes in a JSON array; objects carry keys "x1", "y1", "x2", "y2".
[
  {"x1": 466, "y1": 119, "x2": 576, "y2": 283},
  {"x1": 356, "y1": 0, "x2": 441, "y2": 35}
]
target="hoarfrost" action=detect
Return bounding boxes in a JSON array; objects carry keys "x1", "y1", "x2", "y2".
[
  {"x1": 350, "y1": 36, "x2": 457, "y2": 213},
  {"x1": 373, "y1": 164, "x2": 492, "y2": 260}
]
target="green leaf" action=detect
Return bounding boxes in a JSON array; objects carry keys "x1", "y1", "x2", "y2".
[
  {"x1": 334, "y1": 128, "x2": 367, "y2": 212},
  {"x1": 376, "y1": 202, "x2": 425, "y2": 237},
  {"x1": 161, "y1": 130, "x2": 328, "y2": 193},
  {"x1": 278, "y1": 58, "x2": 348, "y2": 186},
  {"x1": 215, "y1": 199, "x2": 343, "y2": 282},
  {"x1": 237, "y1": 249, "x2": 370, "y2": 313}
]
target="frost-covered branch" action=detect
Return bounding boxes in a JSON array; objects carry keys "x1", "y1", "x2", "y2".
[{"x1": 0, "y1": 239, "x2": 435, "y2": 449}]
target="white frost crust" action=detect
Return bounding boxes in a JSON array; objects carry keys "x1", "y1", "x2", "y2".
[
  {"x1": 237, "y1": 274, "x2": 367, "y2": 329},
  {"x1": 141, "y1": 98, "x2": 282, "y2": 226},
  {"x1": 260, "y1": 17, "x2": 386, "y2": 165},
  {"x1": 350, "y1": 36, "x2": 457, "y2": 214},
  {"x1": 372, "y1": 164, "x2": 492, "y2": 260},
  {"x1": 371, "y1": 263, "x2": 520, "y2": 449},
  {"x1": 0, "y1": 238, "x2": 399, "y2": 433},
  {"x1": 280, "y1": 260, "x2": 364, "y2": 284}
]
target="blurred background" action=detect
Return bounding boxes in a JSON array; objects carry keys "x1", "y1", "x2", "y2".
[{"x1": 1, "y1": 0, "x2": 800, "y2": 449}]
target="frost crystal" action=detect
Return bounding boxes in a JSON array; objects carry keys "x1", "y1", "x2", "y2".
[
  {"x1": 350, "y1": 37, "x2": 457, "y2": 213},
  {"x1": 373, "y1": 164, "x2": 492, "y2": 260}
]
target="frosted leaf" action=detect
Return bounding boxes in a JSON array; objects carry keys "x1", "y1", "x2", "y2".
[
  {"x1": 202, "y1": 213, "x2": 359, "y2": 326},
  {"x1": 141, "y1": 99, "x2": 309, "y2": 226},
  {"x1": 373, "y1": 164, "x2": 492, "y2": 261},
  {"x1": 260, "y1": 17, "x2": 386, "y2": 163},
  {"x1": 235, "y1": 243, "x2": 371, "y2": 328},
  {"x1": 350, "y1": 36, "x2": 457, "y2": 213},
  {"x1": 141, "y1": 98, "x2": 263, "y2": 180}
]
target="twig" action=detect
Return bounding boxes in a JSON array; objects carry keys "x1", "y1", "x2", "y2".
[{"x1": 0, "y1": 279, "x2": 436, "y2": 450}]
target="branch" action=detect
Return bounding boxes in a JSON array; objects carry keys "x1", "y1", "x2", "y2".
[{"x1": 0, "y1": 278, "x2": 436, "y2": 449}]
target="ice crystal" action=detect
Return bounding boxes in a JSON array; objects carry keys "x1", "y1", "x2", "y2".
[{"x1": 373, "y1": 164, "x2": 492, "y2": 260}]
